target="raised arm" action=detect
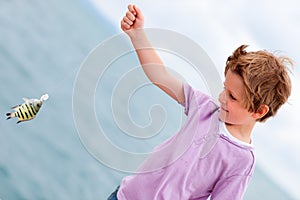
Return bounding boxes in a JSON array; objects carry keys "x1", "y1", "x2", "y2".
[{"x1": 121, "y1": 5, "x2": 185, "y2": 104}]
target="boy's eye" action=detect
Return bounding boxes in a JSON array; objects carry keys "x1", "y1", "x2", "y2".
[{"x1": 229, "y1": 93, "x2": 237, "y2": 100}]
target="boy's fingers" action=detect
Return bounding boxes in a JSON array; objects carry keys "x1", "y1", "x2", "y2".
[
  {"x1": 121, "y1": 20, "x2": 130, "y2": 30},
  {"x1": 123, "y1": 16, "x2": 133, "y2": 25},
  {"x1": 133, "y1": 5, "x2": 142, "y2": 18},
  {"x1": 128, "y1": 4, "x2": 136, "y2": 15},
  {"x1": 122, "y1": 4, "x2": 143, "y2": 31},
  {"x1": 126, "y1": 11, "x2": 135, "y2": 21}
]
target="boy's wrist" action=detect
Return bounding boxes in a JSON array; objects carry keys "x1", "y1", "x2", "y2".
[
  {"x1": 127, "y1": 28, "x2": 146, "y2": 40},
  {"x1": 127, "y1": 29, "x2": 149, "y2": 49}
]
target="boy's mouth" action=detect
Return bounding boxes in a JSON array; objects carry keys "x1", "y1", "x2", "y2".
[{"x1": 221, "y1": 107, "x2": 229, "y2": 112}]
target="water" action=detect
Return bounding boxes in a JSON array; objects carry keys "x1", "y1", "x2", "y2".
[
  {"x1": 0, "y1": 1, "x2": 294, "y2": 199},
  {"x1": 0, "y1": 0, "x2": 120, "y2": 199}
]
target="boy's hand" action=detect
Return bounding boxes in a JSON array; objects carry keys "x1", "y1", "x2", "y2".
[{"x1": 121, "y1": 4, "x2": 144, "y2": 33}]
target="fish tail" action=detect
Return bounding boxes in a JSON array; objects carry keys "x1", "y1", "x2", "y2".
[{"x1": 6, "y1": 112, "x2": 15, "y2": 120}]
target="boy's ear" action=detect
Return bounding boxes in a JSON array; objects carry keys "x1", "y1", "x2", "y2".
[{"x1": 252, "y1": 104, "x2": 269, "y2": 120}]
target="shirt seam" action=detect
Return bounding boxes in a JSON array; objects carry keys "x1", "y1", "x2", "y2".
[{"x1": 219, "y1": 134, "x2": 254, "y2": 151}]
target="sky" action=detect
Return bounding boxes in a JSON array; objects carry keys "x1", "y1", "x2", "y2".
[{"x1": 90, "y1": 0, "x2": 300, "y2": 198}]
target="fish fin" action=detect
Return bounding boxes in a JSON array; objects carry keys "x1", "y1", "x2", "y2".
[
  {"x1": 22, "y1": 98, "x2": 30, "y2": 103},
  {"x1": 16, "y1": 118, "x2": 31, "y2": 124},
  {"x1": 11, "y1": 104, "x2": 21, "y2": 110}
]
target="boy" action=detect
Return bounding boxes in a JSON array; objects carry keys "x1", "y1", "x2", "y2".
[{"x1": 109, "y1": 4, "x2": 292, "y2": 200}]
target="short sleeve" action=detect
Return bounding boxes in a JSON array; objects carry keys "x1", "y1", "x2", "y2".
[
  {"x1": 180, "y1": 82, "x2": 195, "y2": 115},
  {"x1": 180, "y1": 82, "x2": 214, "y2": 116}
]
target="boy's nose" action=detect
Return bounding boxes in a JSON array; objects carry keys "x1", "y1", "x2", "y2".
[{"x1": 218, "y1": 90, "x2": 226, "y2": 105}]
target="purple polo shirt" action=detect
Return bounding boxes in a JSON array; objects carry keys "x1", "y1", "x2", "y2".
[{"x1": 117, "y1": 83, "x2": 255, "y2": 200}]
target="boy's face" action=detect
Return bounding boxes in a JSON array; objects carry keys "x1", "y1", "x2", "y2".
[{"x1": 218, "y1": 70, "x2": 255, "y2": 125}]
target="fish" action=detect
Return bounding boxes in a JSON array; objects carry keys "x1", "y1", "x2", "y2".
[{"x1": 6, "y1": 94, "x2": 49, "y2": 124}]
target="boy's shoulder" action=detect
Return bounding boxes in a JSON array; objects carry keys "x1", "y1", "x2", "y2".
[{"x1": 182, "y1": 82, "x2": 218, "y2": 112}]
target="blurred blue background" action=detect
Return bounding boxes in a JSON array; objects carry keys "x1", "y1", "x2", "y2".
[{"x1": 1, "y1": 0, "x2": 299, "y2": 199}]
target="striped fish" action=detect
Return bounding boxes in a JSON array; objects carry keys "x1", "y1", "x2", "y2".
[{"x1": 6, "y1": 94, "x2": 49, "y2": 124}]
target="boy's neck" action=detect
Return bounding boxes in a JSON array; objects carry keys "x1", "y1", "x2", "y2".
[{"x1": 225, "y1": 122, "x2": 254, "y2": 144}]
